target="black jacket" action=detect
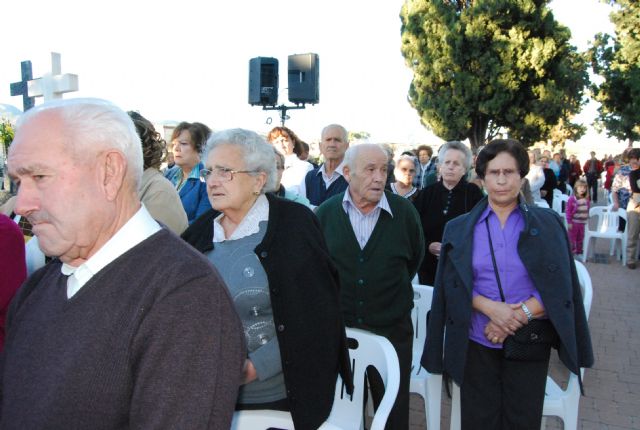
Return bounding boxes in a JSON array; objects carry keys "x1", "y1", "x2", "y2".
[
  {"x1": 182, "y1": 193, "x2": 353, "y2": 430},
  {"x1": 422, "y1": 197, "x2": 594, "y2": 386}
]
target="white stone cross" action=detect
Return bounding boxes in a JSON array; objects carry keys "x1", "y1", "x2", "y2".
[{"x1": 28, "y1": 52, "x2": 79, "y2": 102}]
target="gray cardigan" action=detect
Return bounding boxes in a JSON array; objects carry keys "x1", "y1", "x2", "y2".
[{"x1": 421, "y1": 197, "x2": 594, "y2": 386}]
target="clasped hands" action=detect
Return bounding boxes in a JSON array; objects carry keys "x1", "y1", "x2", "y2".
[{"x1": 484, "y1": 301, "x2": 529, "y2": 344}]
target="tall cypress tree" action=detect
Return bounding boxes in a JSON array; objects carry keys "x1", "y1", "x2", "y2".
[{"x1": 400, "y1": 0, "x2": 589, "y2": 148}]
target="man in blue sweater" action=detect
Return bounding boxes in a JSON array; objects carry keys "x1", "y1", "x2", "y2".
[
  {"x1": 300, "y1": 124, "x2": 350, "y2": 207},
  {"x1": 316, "y1": 144, "x2": 425, "y2": 430},
  {"x1": 2, "y1": 98, "x2": 244, "y2": 429}
]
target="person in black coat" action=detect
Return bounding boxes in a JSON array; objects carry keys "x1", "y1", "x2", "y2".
[
  {"x1": 413, "y1": 141, "x2": 484, "y2": 285},
  {"x1": 539, "y1": 154, "x2": 558, "y2": 207},
  {"x1": 182, "y1": 129, "x2": 352, "y2": 430}
]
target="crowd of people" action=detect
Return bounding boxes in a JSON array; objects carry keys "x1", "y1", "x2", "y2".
[{"x1": 4, "y1": 96, "x2": 640, "y2": 429}]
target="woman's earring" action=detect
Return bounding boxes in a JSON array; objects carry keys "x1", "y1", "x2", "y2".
[{"x1": 253, "y1": 190, "x2": 260, "y2": 196}]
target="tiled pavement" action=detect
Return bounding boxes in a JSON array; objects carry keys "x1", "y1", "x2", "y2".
[{"x1": 409, "y1": 241, "x2": 640, "y2": 429}]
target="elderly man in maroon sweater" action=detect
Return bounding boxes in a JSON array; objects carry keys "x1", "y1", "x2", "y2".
[{"x1": 2, "y1": 98, "x2": 245, "y2": 429}]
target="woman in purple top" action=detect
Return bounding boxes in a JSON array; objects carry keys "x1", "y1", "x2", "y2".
[{"x1": 422, "y1": 139, "x2": 593, "y2": 430}]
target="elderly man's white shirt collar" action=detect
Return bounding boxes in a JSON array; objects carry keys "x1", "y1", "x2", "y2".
[
  {"x1": 342, "y1": 189, "x2": 393, "y2": 217},
  {"x1": 213, "y1": 194, "x2": 269, "y2": 242},
  {"x1": 61, "y1": 205, "x2": 161, "y2": 299},
  {"x1": 319, "y1": 159, "x2": 346, "y2": 180}
]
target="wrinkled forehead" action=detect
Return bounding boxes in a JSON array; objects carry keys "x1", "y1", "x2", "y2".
[
  {"x1": 355, "y1": 147, "x2": 387, "y2": 167},
  {"x1": 9, "y1": 111, "x2": 78, "y2": 169},
  {"x1": 322, "y1": 126, "x2": 345, "y2": 141},
  {"x1": 11, "y1": 111, "x2": 67, "y2": 153}
]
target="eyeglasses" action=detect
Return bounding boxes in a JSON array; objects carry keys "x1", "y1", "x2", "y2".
[{"x1": 200, "y1": 167, "x2": 257, "y2": 182}]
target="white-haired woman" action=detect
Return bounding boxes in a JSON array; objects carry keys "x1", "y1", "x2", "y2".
[
  {"x1": 413, "y1": 141, "x2": 484, "y2": 285},
  {"x1": 181, "y1": 129, "x2": 352, "y2": 430},
  {"x1": 391, "y1": 154, "x2": 419, "y2": 202}
]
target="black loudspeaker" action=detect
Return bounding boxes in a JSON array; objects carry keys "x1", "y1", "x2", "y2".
[
  {"x1": 248, "y1": 57, "x2": 279, "y2": 106},
  {"x1": 288, "y1": 53, "x2": 319, "y2": 104}
]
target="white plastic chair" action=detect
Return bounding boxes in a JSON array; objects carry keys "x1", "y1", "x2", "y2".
[
  {"x1": 535, "y1": 199, "x2": 550, "y2": 208},
  {"x1": 541, "y1": 260, "x2": 593, "y2": 430},
  {"x1": 552, "y1": 192, "x2": 570, "y2": 228},
  {"x1": 582, "y1": 206, "x2": 628, "y2": 265},
  {"x1": 231, "y1": 327, "x2": 400, "y2": 430},
  {"x1": 565, "y1": 183, "x2": 573, "y2": 196},
  {"x1": 450, "y1": 261, "x2": 594, "y2": 430},
  {"x1": 410, "y1": 285, "x2": 442, "y2": 430}
]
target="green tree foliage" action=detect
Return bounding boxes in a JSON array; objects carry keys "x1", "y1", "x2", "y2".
[
  {"x1": 400, "y1": 0, "x2": 589, "y2": 149},
  {"x1": 587, "y1": 0, "x2": 639, "y2": 147},
  {"x1": 0, "y1": 120, "x2": 14, "y2": 153},
  {"x1": 348, "y1": 131, "x2": 371, "y2": 141}
]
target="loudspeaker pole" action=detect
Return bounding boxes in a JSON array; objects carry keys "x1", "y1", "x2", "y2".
[{"x1": 262, "y1": 104, "x2": 306, "y2": 126}]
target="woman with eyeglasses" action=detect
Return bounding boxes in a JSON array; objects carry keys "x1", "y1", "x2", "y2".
[
  {"x1": 181, "y1": 129, "x2": 352, "y2": 429},
  {"x1": 413, "y1": 141, "x2": 484, "y2": 285},
  {"x1": 164, "y1": 122, "x2": 212, "y2": 223},
  {"x1": 390, "y1": 154, "x2": 419, "y2": 202}
]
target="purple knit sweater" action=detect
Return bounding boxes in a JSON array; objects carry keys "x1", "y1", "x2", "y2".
[{"x1": 0, "y1": 228, "x2": 245, "y2": 429}]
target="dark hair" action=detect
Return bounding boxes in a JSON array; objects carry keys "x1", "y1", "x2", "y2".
[
  {"x1": 170, "y1": 122, "x2": 207, "y2": 153},
  {"x1": 625, "y1": 148, "x2": 640, "y2": 161},
  {"x1": 475, "y1": 139, "x2": 529, "y2": 179},
  {"x1": 416, "y1": 144, "x2": 433, "y2": 157},
  {"x1": 267, "y1": 126, "x2": 305, "y2": 156},
  {"x1": 192, "y1": 122, "x2": 212, "y2": 142},
  {"x1": 128, "y1": 111, "x2": 165, "y2": 170}
]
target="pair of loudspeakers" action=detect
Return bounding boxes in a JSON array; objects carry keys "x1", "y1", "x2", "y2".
[{"x1": 248, "y1": 53, "x2": 319, "y2": 106}]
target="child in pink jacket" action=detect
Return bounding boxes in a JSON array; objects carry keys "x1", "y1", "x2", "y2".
[{"x1": 566, "y1": 179, "x2": 590, "y2": 255}]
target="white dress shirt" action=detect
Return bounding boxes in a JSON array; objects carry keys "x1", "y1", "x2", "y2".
[
  {"x1": 61, "y1": 205, "x2": 161, "y2": 298},
  {"x1": 298, "y1": 160, "x2": 346, "y2": 200}
]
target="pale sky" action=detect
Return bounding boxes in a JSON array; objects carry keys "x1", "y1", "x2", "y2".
[{"x1": 0, "y1": 0, "x2": 619, "y2": 150}]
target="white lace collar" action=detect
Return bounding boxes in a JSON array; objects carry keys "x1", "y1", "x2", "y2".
[{"x1": 213, "y1": 194, "x2": 269, "y2": 242}]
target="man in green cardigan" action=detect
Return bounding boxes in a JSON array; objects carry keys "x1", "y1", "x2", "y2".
[{"x1": 316, "y1": 144, "x2": 425, "y2": 430}]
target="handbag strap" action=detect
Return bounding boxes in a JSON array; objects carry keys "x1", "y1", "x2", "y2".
[{"x1": 485, "y1": 218, "x2": 506, "y2": 302}]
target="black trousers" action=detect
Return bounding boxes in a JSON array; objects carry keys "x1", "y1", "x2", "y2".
[
  {"x1": 461, "y1": 340, "x2": 550, "y2": 430},
  {"x1": 586, "y1": 174, "x2": 599, "y2": 202},
  {"x1": 366, "y1": 315, "x2": 413, "y2": 430}
]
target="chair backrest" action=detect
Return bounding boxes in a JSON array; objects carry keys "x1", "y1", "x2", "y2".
[
  {"x1": 553, "y1": 193, "x2": 570, "y2": 216},
  {"x1": 574, "y1": 260, "x2": 593, "y2": 319},
  {"x1": 590, "y1": 206, "x2": 626, "y2": 234},
  {"x1": 565, "y1": 183, "x2": 573, "y2": 196},
  {"x1": 411, "y1": 285, "x2": 434, "y2": 358},
  {"x1": 327, "y1": 328, "x2": 400, "y2": 430}
]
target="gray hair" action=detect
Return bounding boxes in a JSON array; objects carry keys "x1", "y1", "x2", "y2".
[
  {"x1": 343, "y1": 143, "x2": 387, "y2": 170},
  {"x1": 16, "y1": 98, "x2": 143, "y2": 187},
  {"x1": 272, "y1": 146, "x2": 285, "y2": 169},
  {"x1": 396, "y1": 154, "x2": 417, "y2": 166},
  {"x1": 203, "y1": 128, "x2": 277, "y2": 193},
  {"x1": 321, "y1": 124, "x2": 348, "y2": 142},
  {"x1": 437, "y1": 141, "x2": 473, "y2": 170}
]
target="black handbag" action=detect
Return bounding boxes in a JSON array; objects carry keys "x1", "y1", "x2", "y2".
[{"x1": 485, "y1": 219, "x2": 559, "y2": 361}]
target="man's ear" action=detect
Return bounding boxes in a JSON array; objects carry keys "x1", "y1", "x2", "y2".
[
  {"x1": 101, "y1": 150, "x2": 128, "y2": 201},
  {"x1": 343, "y1": 165, "x2": 351, "y2": 183}
]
